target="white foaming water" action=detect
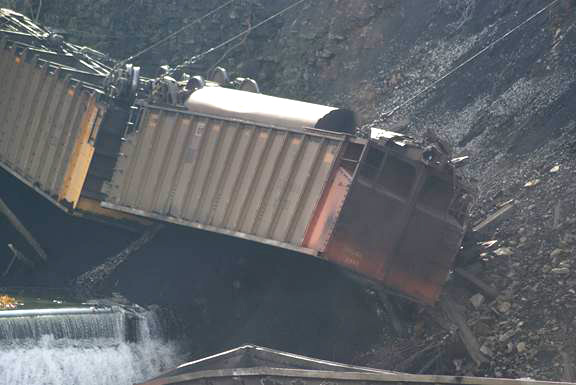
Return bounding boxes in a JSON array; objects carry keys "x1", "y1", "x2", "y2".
[{"x1": 0, "y1": 308, "x2": 181, "y2": 385}]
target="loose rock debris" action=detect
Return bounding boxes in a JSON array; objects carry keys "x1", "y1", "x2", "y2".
[{"x1": 357, "y1": 137, "x2": 576, "y2": 380}]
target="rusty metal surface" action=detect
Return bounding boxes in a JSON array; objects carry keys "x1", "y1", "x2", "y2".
[
  {"x1": 302, "y1": 167, "x2": 353, "y2": 251},
  {"x1": 0, "y1": 41, "x2": 103, "y2": 208},
  {"x1": 322, "y1": 141, "x2": 471, "y2": 304},
  {"x1": 102, "y1": 103, "x2": 346, "y2": 252}
]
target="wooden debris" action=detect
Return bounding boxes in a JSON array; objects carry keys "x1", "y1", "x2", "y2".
[
  {"x1": 524, "y1": 179, "x2": 541, "y2": 187},
  {"x1": 7, "y1": 243, "x2": 35, "y2": 268},
  {"x1": 457, "y1": 240, "x2": 497, "y2": 266},
  {"x1": 2, "y1": 247, "x2": 18, "y2": 277},
  {"x1": 473, "y1": 201, "x2": 515, "y2": 233},
  {"x1": 479, "y1": 240, "x2": 498, "y2": 248},
  {"x1": 439, "y1": 294, "x2": 487, "y2": 366},
  {"x1": 0, "y1": 197, "x2": 48, "y2": 261},
  {"x1": 451, "y1": 156, "x2": 470, "y2": 168},
  {"x1": 496, "y1": 199, "x2": 515, "y2": 208}
]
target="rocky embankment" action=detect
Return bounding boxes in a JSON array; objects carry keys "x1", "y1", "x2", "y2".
[{"x1": 2, "y1": 0, "x2": 575, "y2": 380}]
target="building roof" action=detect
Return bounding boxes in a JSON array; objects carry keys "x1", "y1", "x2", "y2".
[{"x1": 137, "y1": 345, "x2": 571, "y2": 385}]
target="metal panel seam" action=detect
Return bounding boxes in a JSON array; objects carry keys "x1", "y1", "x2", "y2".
[
  {"x1": 235, "y1": 128, "x2": 275, "y2": 231},
  {"x1": 134, "y1": 110, "x2": 167, "y2": 208},
  {"x1": 150, "y1": 114, "x2": 184, "y2": 211},
  {"x1": 52, "y1": 89, "x2": 87, "y2": 195},
  {"x1": 48, "y1": 84, "x2": 83, "y2": 193},
  {"x1": 0, "y1": 47, "x2": 21, "y2": 158},
  {"x1": 179, "y1": 117, "x2": 213, "y2": 218},
  {"x1": 23, "y1": 68, "x2": 59, "y2": 176},
  {"x1": 8, "y1": 56, "x2": 42, "y2": 169},
  {"x1": 34, "y1": 73, "x2": 69, "y2": 187},
  {"x1": 18, "y1": 63, "x2": 50, "y2": 174},
  {"x1": 164, "y1": 117, "x2": 197, "y2": 214},
  {"x1": 284, "y1": 138, "x2": 326, "y2": 244},
  {"x1": 301, "y1": 140, "x2": 347, "y2": 249},
  {"x1": 220, "y1": 124, "x2": 259, "y2": 229},
  {"x1": 191, "y1": 119, "x2": 228, "y2": 221},
  {"x1": 267, "y1": 135, "x2": 309, "y2": 239},
  {"x1": 207, "y1": 122, "x2": 243, "y2": 226},
  {"x1": 250, "y1": 132, "x2": 291, "y2": 235},
  {"x1": 119, "y1": 109, "x2": 150, "y2": 203},
  {"x1": 42, "y1": 78, "x2": 77, "y2": 190},
  {"x1": 3, "y1": 50, "x2": 34, "y2": 164}
]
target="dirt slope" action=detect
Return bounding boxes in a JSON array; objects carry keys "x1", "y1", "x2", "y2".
[{"x1": 2, "y1": 0, "x2": 576, "y2": 380}]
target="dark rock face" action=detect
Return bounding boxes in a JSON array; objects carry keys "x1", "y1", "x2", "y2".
[
  {"x1": 4, "y1": 1, "x2": 574, "y2": 134},
  {"x1": 2, "y1": 0, "x2": 576, "y2": 380}
]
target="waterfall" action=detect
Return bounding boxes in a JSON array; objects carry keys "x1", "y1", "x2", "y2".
[{"x1": 0, "y1": 306, "x2": 180, "y2": 385}]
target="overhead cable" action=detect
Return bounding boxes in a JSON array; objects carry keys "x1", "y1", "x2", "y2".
[
  {"x1": 381, "y1": 0, "x2": 562, "y2": 118},
  {"x1": 168, "y1": 0, "x2": 308, "y2": 75},
  {"x1": 121, "y1": 0, "x2": 239, "y2": 64}
]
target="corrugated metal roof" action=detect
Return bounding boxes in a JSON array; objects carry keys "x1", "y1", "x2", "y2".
[{"x1": 137, "y1": 345, "x2": 568, "y2": 385}]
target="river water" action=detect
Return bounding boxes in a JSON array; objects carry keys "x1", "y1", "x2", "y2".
[{"x1": 0, "y1": 305, "x2": 181, "y2": 385}]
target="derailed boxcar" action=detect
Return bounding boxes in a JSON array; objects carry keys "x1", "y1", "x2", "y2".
[
  {"x1": 102, "y1": 87, "x2": 472, "y2": 304},
  {"x1": 0, "y1": 9, "x2": 150, "y2": 228},
  {"x1": 0, "y1": 38, "x2": 106, "y2": 210},
  {"x1": 0, "y1": 8, "x2": 473, "y2": 304}
]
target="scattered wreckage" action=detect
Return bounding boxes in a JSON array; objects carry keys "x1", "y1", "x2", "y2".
[{"x1": 0, "y1": 9, "x2": 474, "y2": 304}]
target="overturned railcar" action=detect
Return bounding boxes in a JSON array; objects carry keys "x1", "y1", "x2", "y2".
[
  {"x1": 0, "y1": 8, "x2": 149, "y2": 228},
  {"x1": 0, "y1": 9, "x2": 473, "y2": 304},
  {"x1": 102, "y1": 87, "x2": 472, "y2": 303},
  {"x1": 0, "y1": 37, "x2": 104, "y2": 209}
]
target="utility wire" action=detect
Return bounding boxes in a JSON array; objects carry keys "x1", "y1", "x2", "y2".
[
  {"x1": 381, "y1": 0, "x2": 562, "y2": 118},
  {"x1": 120, "y1": 0, "x2": 239, "y2": 64},
  {"x1": 168, "y1": 0, "x2": 308, "y2": 75}
]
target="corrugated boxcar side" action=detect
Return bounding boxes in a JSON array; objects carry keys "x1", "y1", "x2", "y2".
[
  {"x1": 0, "y1": 44, "x2": 105, "y2": 209},
  {"x1": 102, "y1": 105, "x2": 345, "y2": 252}
]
